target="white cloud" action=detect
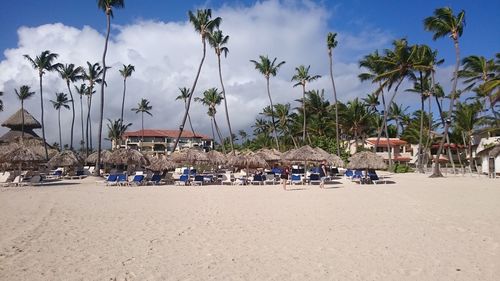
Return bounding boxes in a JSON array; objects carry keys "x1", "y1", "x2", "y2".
[{"x1": 0, "y1": 0, "x2": 402, "y2": 148}]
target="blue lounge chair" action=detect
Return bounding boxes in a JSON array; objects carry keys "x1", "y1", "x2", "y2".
[
  {"x1": 105, "y1": 174, "x2": 118, "y2": 186},
  {"x1": 176, "y1": 174, "x2": 189, "y2": 186},
  {"x1": 250, "y1": 174, "x2": 265, "y2": 185},
  {"x1": 147, "y1": 174, "x2": 162, "y2": 185},
  {"x1": 368, "y1": 170, "x2": 385, "y2": 184},
  {"x1": 192, "y1": 175, "x2": 205, "y2": 186},
  {"x1": 129, "y1": 175, "x2": 145, "y2": 186},
  {"x1": 291, "y1": 174, "x2": 303, "y2": 185},
  {"x1": 116, "y1": 174, "x2": 128, "y2": 186},
  {"x1": 309, "y1": 173, "x2": 321, "y2": 185},
  {"x1": 344, "y1": 169, "x2": 353, "y2": 179}
]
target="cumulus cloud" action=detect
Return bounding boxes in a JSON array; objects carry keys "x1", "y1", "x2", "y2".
[{"x1": 0, "y1": 0, "x2": 423, "y2": 148}]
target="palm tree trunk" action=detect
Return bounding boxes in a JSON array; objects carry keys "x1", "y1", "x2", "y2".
[
  {"x1": 329, "y1": 51, "x2": 340, "y2": 156},
  {"x1": 210, "y1": 117, "x2": 216, "y2": 148},
  {"x1": 66, "y1": 81, "x2": 75, "y2": 150},
  {"x1": 58, "y1": 109, "x2": 62, "y2": 151},
  {"x1": 417, "y1": 95, "x2": 425, "y2": 173},
  {"x1": 172, "y1": 37, "x2": 207, "y2": 153},
  {"x1": 141, "y1": 112, "x2": 144, "y2": 151},
  {"x1": 120, "y1": 78, "x2": 126, "y2": 122},
  {"x1": 86, "y1": 94, "x2": 92, "y2": 156},
  {"x1": 21, "y1": 101, "x2": 25, "y2": 141},
  {"x1": 213, "y1": 115, "x2": 226, "y2": 154},
  {"x1": 217, "y1": 54, "x2": 234, "y2": 154},
  {"x1": 39, "y1": 73, "x2": 49, "y2": 160},
  {"x1": 302, "y1": 84, "x2": 307, "y2": 143},
  {"x1": 431, "y1": 39, "x2": 460, "y2": 178},
  {"x1": 80, "y1": 94, "x2": 85, "y2": 152},
  {"x1": 184, "y1": 100, "x2": 197, "y2": 137},
  {"x1": 266, "y1": 77, "x2": 280, "y2": 150},
  {"x1": 97, "y1": 12, "x2": 111, "y2": 176}
]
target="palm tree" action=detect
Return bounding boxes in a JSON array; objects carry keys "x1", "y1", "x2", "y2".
[
  {"x1": 23, "y1": 50, "x2": 62, "y2": 159},
  {"x1": 97, "y1": 0, "x2": 125, "y2": 175},
  {"x1": 291, "y1": 65, "x2": 321, "y2": 143},
  {"x1": 131, "y1": 98, "x2": 152, "y2": 151},
  {"x1": 58, "y1": 64, "x2": 83, "y2": 150},
  {"x1": 340, "y1": 98, "x2": 373, "y2": 152},
  {"x1": 208, "y1": 29, "x2": 234, "y2": 153},
  {"x1": 172, "y1": 9, "x2": 221, "y2": 153},
  {"x1": 106, "y1": 118, "x2": 132, "y2": 149},
  {"x1": 175, "y1": 87, "x2": 197, "y2": 137},
  {"x1": 274, "y1": 103, "x2": 299, "y2": 148},
  {"x1": 388, "y1": 102, "x2": 409, "y2": 137},
  {"x1": 250, "y1": 55, "x2": 286, "y2": 150},
  {"x1": 50, "y1": 93, "x2": 70, "y2": 151},
  {"x1": 458, "y1": 55, "x2": 498, "y2": 125},
  {"x1": 195, "y1": 88, "x2": 226, "y2": 154},
  {"x1": 0, "y1": 91, "x2": 3, "y2": 111},
  {"x1": 327, "y1": 32, "x2": 341, "y2": 155},
  {"x1": 238, "y1": 130, "x2": 248, "y2": 144},
  {"x1": 14, "y1": 85, "x2": 35, "y2": 140},
  {"x1": 119, "y1": 64, "x2": 135, "y2": 123},
  {"x1": 453, "y1": 101, "x2": 485, "y2": 172},
  {"x1": 82, "y1": 62, "x2": 103, "y2": 155},
  {"x1": 74, "y1": 83, "x2": 88, "y2": 152},
  {"x1": 424, "y1": 6, "x2": 465, "y2": 177}
]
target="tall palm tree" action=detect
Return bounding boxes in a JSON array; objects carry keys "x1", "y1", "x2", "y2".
[
  {"x1": 340, "y1": 98, "x2": 373, "y2": 152},
  {"x1": 250, "y1": 55, "x2": 286, "y2": 150},
  {"x1": 458, "y1": 55, "x2": 498, "y2": 125},
  {"x1": 238, "y1": 130, "x2": 248, "y2": 144},
  {"x1": 274, "y1": 103, "x2": 299, "y2": 148},
  {"x1": 23, "y1": 50, "x2": 62, "y2": 159},
  {"x1": 82, "y1": 62, "x2": 103, "y2": 155},
  {"x1": 195, "y1": 88, "x2": 226, "y2": 154},
  {"x1": 388, "y1": 102, "x2": 409, "y2": 137},
  {"x1": 131, "y1": 98, "x2": 152, "y2": 151},
  {"x1": 58, "y1": 64, "x2": 83, "y2": 150},
  {"x1": 172, "y1": 9, "x2": 221, "y2": 153},
  {"x1": 15, "y1": 85, "x2": 35, "y2": 140},
  {"x1": 106, "y1": 118, "x2": 132, "y2": 149},
  {"x1": 453, "y1": 101, "x2": 485, "y2": 172},
  {"x1": 50, "y1": 93, "x2": 70, "y2": 151},
  {"x1": 424, "y1": 6, "x2": 465, "y2": 177},
  {"x1": 119, "y1": 64, "x2": 135, "y2": 122},
  {"x1": 175, "y1": 87, "x2": 197, "y2": 137},
  {"x1": 291, "y1": 65, "x2": 321, "y2": 143},
  {"x1": 97, "y1": 0, "x2": 125, "y2": 175},
  {"x1": 327, "y1": 32, "x2": 341, "y2": 155},
  {"x1": 74, "y1": 83, "x2": 88, "y2": 152},
  {"x1": 208, "y1": 29, "x2": 234, "y2": 153}
]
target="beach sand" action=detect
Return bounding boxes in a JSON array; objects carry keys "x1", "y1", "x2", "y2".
[{"x1": 0, "y1": 173, "x2": 499, "y2": 281}]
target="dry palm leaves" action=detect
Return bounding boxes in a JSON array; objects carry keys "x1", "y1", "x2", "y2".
[
  {"x1": 108, "y1": 148, "x2": 149, "y2": 166},
  {"x1": 47, "y1": 150, "x2": 83, "y2": 168},
  {"x1": 347, "y1": 151, "x2": 387, "y2": 170}
]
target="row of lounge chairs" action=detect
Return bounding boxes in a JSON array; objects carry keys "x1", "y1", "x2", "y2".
[
  {"x1": 101, "y1": 174, "x2": 165, "y2": 186},
  {"x1": 344, "y1": 169, "x2": 386, "y2": 184}
]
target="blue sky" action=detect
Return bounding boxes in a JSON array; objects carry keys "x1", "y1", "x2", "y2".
[
  {"x1": 1, "y1": 0, "x2": 498, "y2": 62},
  {"x1": 0, "y1": 0, "x2": 498, "y2": 145}
]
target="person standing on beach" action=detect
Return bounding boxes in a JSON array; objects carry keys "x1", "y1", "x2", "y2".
[
  {"x1": 319, "y1": 160, "x2": 328, "y2": 189},
  {"x1": 281, "y1": 166, "x2": 290, "y2": 190}
]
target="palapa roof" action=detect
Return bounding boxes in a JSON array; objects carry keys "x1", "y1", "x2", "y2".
[
  {"x1": 0, "y1": 137, "x2": 57, "y2": 160},
  {"x1": 108, "y1": 148, "x2": 149, "y2": 166},
  {"x1": 227, "y1": 151, "x2": 268, "y2": 168},
  {"x1": 0, "y1": 129, "x2": 40, "y2": 142},
  {"x1": 2, "y1": 109, "x2": 41, "y2": 129},
  {"x1": 146, "y1": 156, "x2": 176, "y2": 172},
  {"x1": 255, "y1": 148, "x2": 282, "y2": 162},
  {"x1": 206, "y1": 150, "x2": 227, "y2": 165},
  {"x1": 0, "y1": 145, "x2": 45, "y2": 164},
  {"x1": 86, "y1": 150, "x2": 112, "y2": 164},
  {"x1": 171, "y1": 148, "x2": 209, "y2": 164},
  {"x1": 347, "y1": 151, "x2": 387, "y2": 170},
  {"x1": 47, "y1": 150, "x2": 83, "y2": 167},
  {"x1": 283, "y1": 145, "x2": 325, "y2": 162},
  {"x1": 313, "y1": 147, "x2": 344, "y2": 167}
]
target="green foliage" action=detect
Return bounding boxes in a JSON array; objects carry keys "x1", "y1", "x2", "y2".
[
  {"x1": 391, "y1": 163, "x2": 413, "y2": 173},
  {"x1": 312, "y1": 136, "x2": 350, "y2": 163}
]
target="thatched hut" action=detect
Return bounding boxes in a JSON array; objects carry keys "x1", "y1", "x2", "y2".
[
  {"x1": 108, "y1": 148, "x2": 149, "y2": 166},
  {"x1": 146, "y1": 156, "x2": 176, "y2": 172},
  {"x1": 171, "y1": 148, "x2": 209, "y2": 164},
  {"x1": 227, "y1": 151, "x2": 268, "y2": 169},
  {"x1": 0, "y1": 109, "x2": 42, "y2": 142},
  {"x1": 47, "y1": 150, "x2": 83, "y2": 168},
  {"x1": 86, "y1": 150, "x2": 112, "y2": 164},
  {"x1": 347, "y1": 151, "x2": 387, "y2": 170},
  {"x1": 283, "y1": 145, "x2": 324, "y2": 162},
  {"x1": 255, "y1": 148, "x2": 282, "y2": 162},
  {"x1": 314, "y1": 147, "x2": 344, "y2": 167},
  {"x1": 206, "y1": 150, "x2": 227, "y2": 165}
]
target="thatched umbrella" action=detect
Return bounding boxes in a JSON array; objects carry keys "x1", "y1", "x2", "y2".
[
  {"x1": 206, "y1": 150, "x2": 227, "y2": 165},
  {"x1": 255, "y1": 148, "x2": 282, "y2": 162},
  {"x1": 146, "y1": 156, "x2": 176, "y2": 172},
  {"x1": 314, "y1": 147, "x2": 344, "y2": 167},
  {"x1": 283, "y1": 145, "x2": 324, "y2": 162},
  {"x1": 86, "y1": 150, "x2": 112, "y2": 164},
  {"x1": 0, "y1": 137, "x2": 57, "y2": 159},
  {"x1": 47, "y1": 150, "x2": 83, "y2": 168},
  {"x1": 347, "y1": 151, "x2": 387, "y2": 170},
  {"x1": 227, "y1": 151, "x2": 268, "y2": 169},
  {"x1": 0, "y1": 145, "x2": 45, "y2": 173},
  {"x1": 171, "y1": 148, "x2": 209, "y2": 164},
  {"x1": 108, "y1": 148, "x2": 149, "y2": 166}
]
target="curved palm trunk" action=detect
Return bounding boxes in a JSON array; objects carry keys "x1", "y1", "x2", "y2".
[
  {"x1": 120, "y1": 78, "x2": 127, "y2": 122},
  {"x1": 21, "y1": 101, "x2": 25, "y2": 141},
  {"x1": 141, "y1": 112, "x2": 144, "y2": 151},
  {"x1": 182, "y1": 100, "x2": 197, "y2": 137},
  {"x1": 329, "y1": 51, "x2": 340, "y2": 155},
  {"x1": 38, "y1": 73, "x2": 49, "y2": 160},
  {"x1": 431, "y1": 39, "x2": 460, "y2": 178},
  {"x1": 66, "y1": 81, "x2": 75, "y2": 150},
  {"x1": 213, "y1": 115, "x2": 226, "y2": 154},
  {"x1": 58, "y1": 109, "x2": 62, "y2": 151},
  {"x1": 97, "y1": 12, "x2": 111, "y2": 176},
  {"x1": 217, "y1": 54, "x2": 234, "y2": 154},
  {"x1": 172, "y1": 37, "x2": 207, "y2": 153},
  {"x1": 302, "y1": 84, "x2": 307, "y2": 143},
  {"x1": 417, "y1": 95, "x2": 425, "y2": 173},
  {"x1": 86, "y1": 93, "x2": 92, "y2": 156},
  {"x1": 80, "y1": 95, "x2": 85, "y2": 152},
  {"x1": 266, "y1": 77, "x2": 280, "y2": 150}
]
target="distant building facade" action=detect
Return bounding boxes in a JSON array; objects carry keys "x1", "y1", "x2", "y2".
[
  {"x1": 120, "y1": 129, "x2": 213, "y2": 155},
  {"x1": 364, "y1": 138, "x2": 413, "y2": 163}
]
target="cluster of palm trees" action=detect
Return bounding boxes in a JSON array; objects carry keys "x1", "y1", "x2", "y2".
[{"x1": 5, "y1": 3, "x2": 499, "y2": 179}]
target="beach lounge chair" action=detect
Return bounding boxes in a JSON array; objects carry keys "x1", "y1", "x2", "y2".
[
  {"x1": 8, "y1": 176, "x2": 28, "y2": 187},
  {"x1": 29, "y1": 175, "x2": 43, "y2": 186},
  {"x1": 147, "y1": 174, "x2": 163, "y2": 185},
  {"x1": 331, "y1": 167, "x2": 340, "y2": 176},
  {"x1": 344, "y1": 169, "x2": 353, "y2": 179},
  {"x1": 104, "y1": 174, "x2": 118, "y2": 186},
  {"x1": 291, "y1": 174, "x2": 303, "y2": 185},
  {"x1": 115, "y1": 174, "x2": 128, "y2": 186},
  {"x1": 309, "y1": 173, "x2": 321, "y2": 185},
  {"x1": 221, "y1": 172, "x2": 234, "y2": 185},
  {"x1": 264, "y1": 173, "x2": 277, "y2": 185},
  {"x1": 368, "y1": 170, "x2": 385, "y2": 184},
  {"x1": 192, "y1": 175, "x2": 205, "y2": 186},
  {"x1": 0, "y1": 172, "x2": 10, "y2": 186},
  {"x1": 129, "y1": 175, "x2": 145, "y2": 186},
  {"x1": 250, "y1": 174, "x2": 265, "y2": 185},
  {"x1": 351, "y1": 170, "x2": 363, "y2": 183},
  {"x1": 176, "y1": 174, "x2": 190, "y2": 186}
]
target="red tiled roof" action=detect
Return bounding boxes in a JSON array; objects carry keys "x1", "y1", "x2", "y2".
[
  {"x1": 123, "y1": 129, "x2": 212, "y2": 140},
  {"x1": 431, "y1": 143, "x2": 464, "y2": 149},
  {"x1": 393, "y1": 156, "x2": 411, "y2": 162},
  {"x1": 366, "y1": 138, "x2": 407, "y2": 146}
]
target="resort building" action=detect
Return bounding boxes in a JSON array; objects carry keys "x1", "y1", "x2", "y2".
[
  {"x1": 364, "y1": 138, "x2": 413, "y2": 163},
  {"x1": 120, "y1": 129, "x2": 213, "y2": 155}
]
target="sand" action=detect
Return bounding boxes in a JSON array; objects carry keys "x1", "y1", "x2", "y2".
[{"x1": 0, "y1": 173, "x2": 499, "y2": 281}]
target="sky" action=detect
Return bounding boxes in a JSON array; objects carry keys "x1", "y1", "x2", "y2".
[{"x1": 0, "y1": 0, "x2": 499, "y2": 147}]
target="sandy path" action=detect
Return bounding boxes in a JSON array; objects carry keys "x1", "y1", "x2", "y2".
[{"x1": 0, "y1": 173, "x2": 499, "y2": 280}]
